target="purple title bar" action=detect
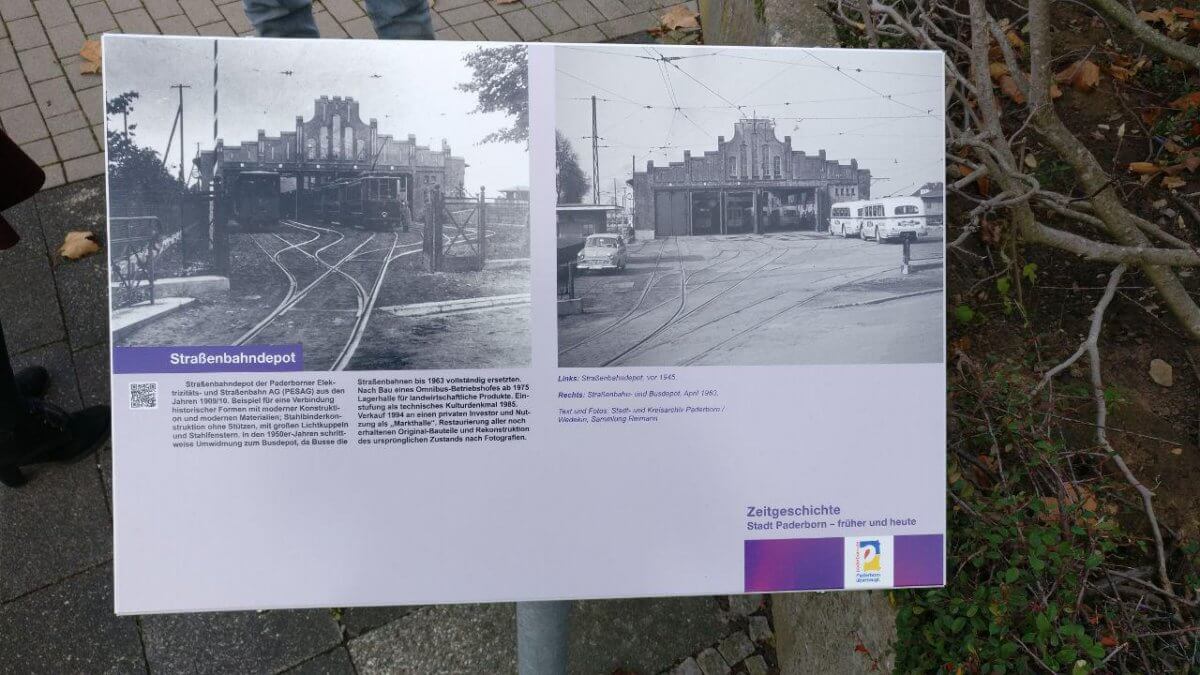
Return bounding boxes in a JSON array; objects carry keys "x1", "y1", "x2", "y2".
[
  {"x1": 113, "y1": 345, "x2": 303, "y2": 374},
  {"x1": 744, "y1": 534, "x2": 944, "y2": 592}
]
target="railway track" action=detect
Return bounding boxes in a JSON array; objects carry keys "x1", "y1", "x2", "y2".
[
  {"x1": 676, "y1": 266, "x2": 895, "y2": 366},
  {"x1": 556, "y1": 236, "x2": 675, "y2": 355},
  {"x1": 233, "y1": 219, "x2": 418, "y2": 370},
  {"x1": 600, "y1": 245, "x2": 797, "y2": 367},
  {"x1": 560, "y1": 241, "x2": 786, "y2": 357}
]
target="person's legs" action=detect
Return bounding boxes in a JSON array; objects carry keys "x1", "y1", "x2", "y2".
[
  {"x1": 0, "y1": 318, "x2": 25, "y2": 486},
  {"x1": 243, "y1": 0, "x2": 319, "y2": 37},
  {"x1": 364, "y1": 0, "x2": 434, "y2": 39}
]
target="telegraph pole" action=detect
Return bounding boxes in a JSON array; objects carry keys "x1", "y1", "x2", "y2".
[
  {"x1": 591, "y1": 95, "x2": 600, "y2": 205},
  {"x1": 170, "y1": 84, "x2": 191, "y2": 185}
]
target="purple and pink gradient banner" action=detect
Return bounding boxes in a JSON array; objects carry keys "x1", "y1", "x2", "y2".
[
  {"x1": 113, "y1": 345, "x2": 303, "y2": 374},
  {"x1": 744, "y1": 534, "x2": 944, "y2": 592}
]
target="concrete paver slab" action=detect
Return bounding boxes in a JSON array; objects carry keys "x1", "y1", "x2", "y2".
[
  {"x1": 15, "y1": 43, "x2": 58, "y2": 81},
  {"x1": 0, "y1": 251, "x2": 65, "y2": 351},
  {"x1": 284, "y1": 646, "x2": 358, "y2": 674},
  {"x1": 349, "y1": 596, "x2": 729, "y2": 674},
  {"x1": 0, "y1": 564, "x2": 145, "y2": 673},
  {"x1": 340, "y1": 605, "x2": 419, "y2": 638},
  {"x1": 141, "y1": 609, "x2": 343, "y2": 673},
  {"x1": 0, "y1": 341, "x2": 110, "y2": 602},
  {"x1": 33, "y1": 178, "x2": 110, "y2": 349}
]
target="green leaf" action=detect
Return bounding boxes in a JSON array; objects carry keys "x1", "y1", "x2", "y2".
[
  {"x1": 996, "y1": 276, "x2": 1011, "y2": 295},
  {"x1": 1036, "y1": 612, "x2": 1051, "y2": 633},
  {"x1": 1004, "y1": 567, "x2": 1019, "y2": 583},
  {"x1": 955, "y1": 304, "x2": 976, "y2": 324},
  {"x1": 1022, "y1": 262, "x2": 1038, "y2": 283}
]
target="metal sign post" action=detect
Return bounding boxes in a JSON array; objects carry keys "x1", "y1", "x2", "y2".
[{"x1": 516, "y1": 601, "x2": 571, "y2": 675}]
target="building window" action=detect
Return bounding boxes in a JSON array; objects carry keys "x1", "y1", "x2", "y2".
[
  {"x1": 773, "y1": 156, "x2": 781, "y2": 178},
  {"x1": 727, "y1": 156, "x2": 737, "y2": 178}
]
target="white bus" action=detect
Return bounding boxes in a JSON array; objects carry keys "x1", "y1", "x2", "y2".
[
  {"x1": 829, "y1": 196, "x2": 929, "y2": 242},
  {"x1": 829, "y1": 200, "x2": 864, "y2": 238}
]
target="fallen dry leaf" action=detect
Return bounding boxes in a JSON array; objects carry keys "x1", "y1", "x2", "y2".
[
  {"x1": 59, "y1": 231, "x2": 102, "y2": 260},
  {"x1": 1150, "y1": 358, "x2": 1174, "y2": 387},
  {"x1": 1164, "y1": 175, "x2": 1187, "y2": 189},
  {"x1": 1138, "y1": 8, "x2": 1177, "y2": 25},
  {"x1": 79, "y1": 39, "x2": 101, "y2": 75},
  {"x1": 1128, "y1": 161, "x2": 1162, "y2": 175},
  {"x1": 989, "y1": 62, "x2": 1027, "y2": 103},
  {"x1": 1055, "y1": 58, "x2": 1102, "y2": 92},
  {"x1": 999, "y1": 75, "x2": 1025, "y2": 104},
  {"x1": 1185, "y1": 154, "x2": 1200, "y2": 172},
  {"x1": 659, "y1": 4, "x2": 699, "y2": 31},
  {"x1": 1171, "y1": 91, "x2": 1200, "y2": 110}
]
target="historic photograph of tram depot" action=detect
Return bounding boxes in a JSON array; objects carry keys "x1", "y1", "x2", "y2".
[
  {"x1": 104, "y1": 36, "x2": 531, "y2": 371},
  {"x1": 554, "y1": 45, "x2": 945, "y2": 368}
]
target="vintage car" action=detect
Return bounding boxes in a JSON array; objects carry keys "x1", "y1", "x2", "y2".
[{"x1": 576, "y1": 233, "x2": 628, "y2": 272}]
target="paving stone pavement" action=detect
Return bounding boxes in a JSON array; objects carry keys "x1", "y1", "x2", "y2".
[{"x1": 0, "y1": 0, "x2": 696, "y2": 190}]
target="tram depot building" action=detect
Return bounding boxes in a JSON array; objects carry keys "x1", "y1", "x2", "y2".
[
  {"x1": 630, "y1": 119, "x2": 872, "y2": 236},
  {"x1": 196, "y1": 95, "x2": 465, "y2": 223}
]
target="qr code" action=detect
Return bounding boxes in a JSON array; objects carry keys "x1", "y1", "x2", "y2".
[{"x1": 129, "y1": 382, "x2": 158, "y2": 410}]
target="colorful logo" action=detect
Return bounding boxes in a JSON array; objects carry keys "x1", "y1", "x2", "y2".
[{"x1": 858, "y1": 540, "x2": 882, "y2": 572}]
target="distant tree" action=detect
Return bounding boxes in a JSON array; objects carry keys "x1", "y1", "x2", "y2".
[
  {"x1": 457, "y1": 45, "x2": 528, "y2": 145},
  {"x1": 556, "y1": 131, "x2": 589, "y2": 204},
  {"x1": 106, "y1": 91, "x2": 139, "y2": 138},
  {"x1": 106, "y1": 91, "x2": 178, "y2": 194}
]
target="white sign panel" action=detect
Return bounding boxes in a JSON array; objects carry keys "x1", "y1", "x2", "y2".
[{"x1": 104, "y1": 34, "x2": 946, "y2": 613}]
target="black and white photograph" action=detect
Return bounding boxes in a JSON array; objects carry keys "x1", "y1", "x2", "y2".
[
  {"x1": 555, "y1": 45, "x2": 944, "y2": 368},
  {"x1": 105, "y1": 35, "x2": 530, "y2": 371}
]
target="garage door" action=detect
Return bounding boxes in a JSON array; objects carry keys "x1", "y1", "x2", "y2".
[{"x1": 655, "y1": 192, "x2": 689, "y2": 236}]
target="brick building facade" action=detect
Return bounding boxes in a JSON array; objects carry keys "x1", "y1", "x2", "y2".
[
  {"x1": 197, "y1": 95, "x2": 465, "y2": 222},
  {"x1": 630, "y1": 119, "x2": 871, "y2": 236}
]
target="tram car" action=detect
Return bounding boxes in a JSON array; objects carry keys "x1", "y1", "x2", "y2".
[
  {"x1": 229, "y1": 170, "x2": 281, "y2": 232},
  {"x1": 317, "y1": 173, "x2": 411, "y2": 232}
]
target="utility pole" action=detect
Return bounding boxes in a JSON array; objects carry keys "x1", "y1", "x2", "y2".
[
  {"x1": 170, "y1": 84, "x2": 191, "y2": 185},
  {"x1": 631, "y1": 154, "x2": 636, "y2": 228},
  {"x1": 612, "y1": 178, "x2": 617, "y2": 206},
  {"x1": 591, "y1": 95, "x2": 600, "y2": 205},
  {"x1": 212, "y1": 40, "x2": 218, "y2": 143}
]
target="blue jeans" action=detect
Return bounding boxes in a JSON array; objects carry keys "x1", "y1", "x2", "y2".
[{"x1": 243, "y1": 0, "x2": 433, "y2": 39}]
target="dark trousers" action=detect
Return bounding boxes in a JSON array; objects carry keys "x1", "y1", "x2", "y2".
[
  {"x1": 0, "y1": 129, "x2": 45, "y2": 441},
  {"x1": 0, "y1": 318, "x2": 22, "y2": 440}
]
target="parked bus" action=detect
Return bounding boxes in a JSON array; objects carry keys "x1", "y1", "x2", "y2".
[
  {"x1": 829, "y1": 200, "x2": 864, "y2": 238},
  {"x1": 828, "y1": 197, "x2": 929, "y2": 242}
]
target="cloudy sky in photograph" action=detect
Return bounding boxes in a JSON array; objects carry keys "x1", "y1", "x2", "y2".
[
  {"x1": 554, "y1": 44, "x2": 945, "y2": 204},
  {"x1": 104, "y1": 36, "x2": 528, "y2": 192}
]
